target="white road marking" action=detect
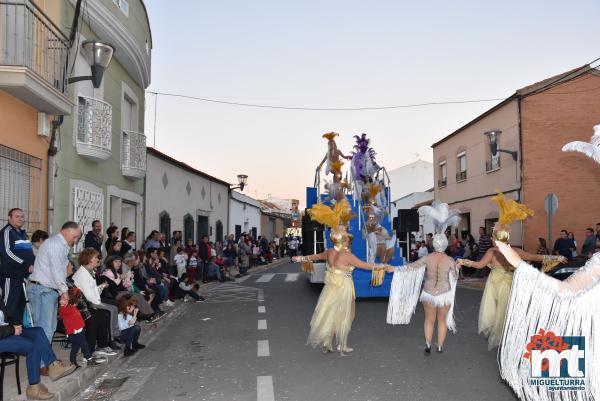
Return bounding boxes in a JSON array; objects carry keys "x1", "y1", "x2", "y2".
[
  {"x1": 257, "y1": 340, "x2": 270, "y2": 357},
  {"x1": 257, "y1": 289, "x2": 265, "y2": 303},
  {"x1": 257, "y1": 376, "x2": 275, "y2": 401},
  {"x1": 258, "y1": 306, "x2": 266, "y2": 313},
  {"x1": 256, "y1": 274, "x2": 275, "y2": 283},
  {"x1": 258, "y1": 319, "x2": 267, "y2": 330},
  {"x1": 285, "y1": 273, "x2": 300, "y2": 282},
  {"x1": 235, "y1": 274, "x2": 251, "y2": 283}
]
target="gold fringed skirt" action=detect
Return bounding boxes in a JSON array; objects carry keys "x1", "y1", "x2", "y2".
[
  {"x1": 478, "y1": 266, "x2": 514, "y2": 350},
  {"x1": 307, "y1": 268, "x2": 355, "y2": 350}
]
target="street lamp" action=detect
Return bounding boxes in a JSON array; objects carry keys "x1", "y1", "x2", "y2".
[
  {"x1": 67, "y1": 40, "x2": 115, "y2": 88},
  {"x1": 231, "y1": 174, "x2": 248, "y2": 191},
  {"x1": 484, "y1": 130, "x2": 518, "y2": 161}
]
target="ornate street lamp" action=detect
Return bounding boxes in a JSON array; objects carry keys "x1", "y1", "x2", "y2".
[
  {"x1": 484, "y1": 130, "x2": 518, "y2": 161},
  {"x1": 231, "y1": 174, "x2": 248, "y2": 191},
  {"x1": 67, "y1": 40, "x2": 115, "y2": 88}
]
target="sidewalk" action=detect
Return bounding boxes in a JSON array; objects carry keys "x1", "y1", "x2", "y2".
[{"x1": 0, "y1": 292, "x2": 207, "y2": 401}]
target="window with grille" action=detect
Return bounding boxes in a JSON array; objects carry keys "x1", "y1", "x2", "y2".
[
  {"x1": 72, "y1": 186, "x2": 104, "y2": 252},
  {"x1": 456, "y1": 152, "x2": 467, "y2": 181},
  {"x1": 438, "y1": 160, "x2": 447, "y2": 188},
  {"x1": 0, "y1": 145, "x2": 42, "y2": 232}
]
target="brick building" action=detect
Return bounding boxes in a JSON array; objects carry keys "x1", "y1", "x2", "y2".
[{"x1": 432, "y1": 65, "x2": 600, "y2": 251}]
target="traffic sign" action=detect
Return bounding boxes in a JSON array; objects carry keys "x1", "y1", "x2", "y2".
[{"x1": 544, "y1": 193, "x2": 558, "y2": 215}]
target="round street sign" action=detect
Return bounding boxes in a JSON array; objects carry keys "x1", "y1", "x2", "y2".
[{"x1": 544, "y1": 193, "x2": 558, "y2": 215}]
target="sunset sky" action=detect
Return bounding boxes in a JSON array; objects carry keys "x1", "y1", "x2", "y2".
[{"x1": 143, "y1": 0, "x2": 599, "y2": 204}]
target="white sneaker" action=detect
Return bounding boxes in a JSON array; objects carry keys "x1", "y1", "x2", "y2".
[
  {"x1": 165, "y1": 300, "x2": 175, "y2": 307},
  {"x1": 183, "y1": 295, "x2": 190, "y2": 303},
  {"x1": 95, "y1": 348, "x2": 117, "y2": 357}
]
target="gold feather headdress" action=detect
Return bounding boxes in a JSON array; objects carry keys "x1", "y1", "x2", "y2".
[
  {"x1": 322, "y1": 132, "x2": 338, "y2": 141},
  {"x1": 307, "y1": 199, "x2": 354, "y2": 228},
  {"x1": 490, "y1": 192, "x2": 534, "y2": 225}
]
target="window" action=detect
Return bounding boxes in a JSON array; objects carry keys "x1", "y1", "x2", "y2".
[
  {"x1": 438, "y1": 161, "x2": 447, "y2": 188},
  {"x1": 486, "y1": 133, "x2": 501, "y2": 172},
  {"x1": 0, "y1": 145, "x2": 43, "y2": 232},
  {"x1": 73, "y1": 186, "x2": 104, "y2": 252},
  {"x1": 183, "y1": 214, "x2": 194, "y2": 244},
  {"x1": 215, "y1": 220, "x2": 224, "y2": 243},
  {"x1": 159, "y1": 212, "x2": 171, "y2": 242},
  {"x1": 456, "y1": 152, "x2": 467, "y2": 182},
  {"x1": 113, "y1": 0, "x2": 129, "y2": 16}
]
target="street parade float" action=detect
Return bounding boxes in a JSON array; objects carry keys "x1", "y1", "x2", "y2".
[{"x1": 303, "y1": 132, "x2": 402, "y2": 297}]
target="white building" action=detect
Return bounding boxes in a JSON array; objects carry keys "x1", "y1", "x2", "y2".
[
  {"x1": 145, "y1": 148, "x2": 230, "y2": 244},
  {"x1": 391, "y1": 189, "x2": 435, "y2": 241},
  {"x1": 230, "y1": 191, "x2": 262, "y2": 240},
  {"x1": 387, "y1": 160, "x2": 434, "y2": 201}
]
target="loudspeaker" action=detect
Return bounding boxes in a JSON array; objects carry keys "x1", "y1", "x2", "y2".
[
  {"x1": 392, "y1": 217, "x2": 399, "y2": 237},
  {"x1": 397, "y1": 209, "x2": 419, "y2": 232},
  {"x1": 302, "y1": 227, "x2": 325, "y2": 255},
  {"x1": 302, "y1": 209, "x2": 325, "y2": 232}
]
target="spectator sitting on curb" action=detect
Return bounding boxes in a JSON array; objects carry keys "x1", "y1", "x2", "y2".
[
  {"x1": 0, "y1": 297, "x2": 76, "y2": 400},
  {"x1": 178, "y1": 273, "x2": 205, "y2": 302},
  {"x1": 117, "y1": 297, "x2": 145, "y2": 357}
]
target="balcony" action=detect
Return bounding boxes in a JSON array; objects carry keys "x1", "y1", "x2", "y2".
[
  {"x1": 486, "y1": 157, "x2": 501, "y2": 172},
  {"x1": 437, "y1": 178, "x2": 447, "y2": 188},
  {"x1": 456, "y1": 171, "x2": 467, "y2": 182},
  {"x1": 121, "y1": 130, "x2": 146, "y2": 179},
  {"x1": 76, "y1": 96, "x2": 112, "y2": 162},
  {"x1": 0, "y1": 0, "x2": 72, "y2": 114}
]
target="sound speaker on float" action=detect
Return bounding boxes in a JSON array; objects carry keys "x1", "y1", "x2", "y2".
[
  {"x1": 397, "y1": 209, "x2": 419, "y2": 233},
  {"x1": 302, "y1": 209, "x2": 325, "y2": 255}
]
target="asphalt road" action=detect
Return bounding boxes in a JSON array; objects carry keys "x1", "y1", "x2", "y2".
[{"x1": 73, "y1": 261, "x2": 519, "y2": 401}]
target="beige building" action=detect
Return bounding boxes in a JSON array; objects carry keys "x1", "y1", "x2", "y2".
[{"x1": 432, "y1": 65, "x2": 600, "y2": 251}]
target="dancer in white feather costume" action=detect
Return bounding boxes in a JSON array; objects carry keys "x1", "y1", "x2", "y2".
[{"x1": 386, "y1": 202, "x2": 461, "y2": 353}]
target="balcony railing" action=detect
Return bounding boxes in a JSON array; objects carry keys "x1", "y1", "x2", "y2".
[
  {"x1": 0, "y1": 0, "x2": 69, "y2": 92},
  {"x1": 121, "y1": 130, "x2": 146, "y2": 179},
  {"x1": 456, "y1": 170, "x2": 467, "y2": 182},
  {"x1": 437, "y1": 178, "x2": 447, "y2": 188},
  {"x1": 486, "y1": 157, "x2": 501, "y2": 172},
  {"x1": 76, "y1": 96, "x2": 112, "y2": 162}
]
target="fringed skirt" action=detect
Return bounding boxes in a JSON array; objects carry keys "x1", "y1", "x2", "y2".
[
  {"x1": 479, "y1": 266, "x2": 514, "y2": 349},
  {"x1": 307, "y1": 269, "x2": 355, "y2": 350},
  {"x1": 420, "y1": 289, "x2": 454, "y2": 307}
]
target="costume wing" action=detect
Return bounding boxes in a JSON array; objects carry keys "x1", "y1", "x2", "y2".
[{"x1": 562, "y1": 140, "x2": 600, "y2": 164}]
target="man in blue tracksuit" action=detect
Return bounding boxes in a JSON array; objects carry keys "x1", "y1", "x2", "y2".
[{"x1": 0, "y1": 208, "x2": 35, "y2": 324}]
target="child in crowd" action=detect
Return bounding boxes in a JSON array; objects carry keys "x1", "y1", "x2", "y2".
[
  {"x1": 58, "y1": 288, "x2": 107, "y2": 367},
  {"x1": 207, "y1": 256, "x2": 223, "y2": 282},
  {"x1": 178, "y1": 273, "x2": 205, "y2": 302},
  {"x1": 117, "y1": 297, "x2": 145, "y2": 356},
  {"x1": 188, "y1": 249, "x2": 198, "y2": 283},
  {"x1": 174, "y1": 247, "x2": 188, "y2": 279}
]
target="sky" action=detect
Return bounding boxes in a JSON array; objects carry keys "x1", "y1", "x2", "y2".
[{"x1": 143, "y1": 0, "x2": 600, "y2": 204}]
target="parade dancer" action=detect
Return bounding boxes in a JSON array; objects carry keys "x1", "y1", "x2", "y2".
[
  {"x1": 495, "y1": 242, "x2": 599, "y2": 401},
  {"x1": 386, "y1": 202, "x2": 461, "y2": 353},
  {"x1": 291, "y1": 199, "x2": 393, "y2": 355},
  {"x1": 457, "y1": 193, "x2": 565, "y2": 350}
]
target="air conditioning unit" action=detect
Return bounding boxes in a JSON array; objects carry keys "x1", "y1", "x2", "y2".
[{"x1": 37, "y1": 113, "x2": 50, "y2": 137}]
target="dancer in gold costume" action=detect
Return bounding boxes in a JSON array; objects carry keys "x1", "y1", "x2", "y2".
[
  {"x1": 292, "y1": 200, "x2": 393, "y2": 355},
  {"x1": 457, "y1": 193, "x2": 565, "y2": 349}
]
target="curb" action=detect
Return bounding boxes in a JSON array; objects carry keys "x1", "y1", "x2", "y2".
[{"x1": 52, "y1": 302, "x2": 189, "y2": 401}]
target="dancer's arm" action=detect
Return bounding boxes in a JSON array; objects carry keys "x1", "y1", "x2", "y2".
[
  {"x1": 292, "y1": 251, "x2": 328, "y2": 263},
  {"x1": 347, "y1": 254, "x2": 394, "y2": 272},
  {"x1": 457, "y1": 249, "x2": 493, "y2": 269},
  {"x1": 513, "y1": 247, "x2": 567, "y2": 264},
  {"x1": 496, "y1": 241, "x2": 600, "y2": 295}
]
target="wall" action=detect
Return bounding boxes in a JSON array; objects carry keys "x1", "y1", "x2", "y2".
[
  {"x1": 387, "y1": 160, "x2": 434, "y2": 201},
  {"x1": 145, "y1": 153, "x2": 229, "y2": 242},
  {"x1": 521, "y1": 72, "x2": 600, "y2": 251},
  {"x1": 0, "y1": 91, "x2": 48, "y2": 230},
  {"x1": 230, "y1": 193, "x2": 261, "y2": 238}
]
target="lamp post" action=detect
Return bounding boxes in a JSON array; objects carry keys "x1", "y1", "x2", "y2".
[
  {"x1": 67, "y1": 40, "x2": 115, "y2": 88},
  {"x1": 231, "y1": 174, "x2": 248, "y2": 191},
  {"x1": 484, "y1": 130, "x2": 518, "y2": 161}
]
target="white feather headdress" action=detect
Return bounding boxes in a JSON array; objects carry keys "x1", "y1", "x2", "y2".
[{"x1": 418, "y1": 201, "x2": 461, "y2": 234}]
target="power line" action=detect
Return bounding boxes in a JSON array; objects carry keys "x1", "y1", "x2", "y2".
[{"x1": 145, "y1": 91, "x2": 505, "y2": 111}]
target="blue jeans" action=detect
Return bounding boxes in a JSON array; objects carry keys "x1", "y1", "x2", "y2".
[
  {"x1": 26, "y1": 284, "x2": 58, "y2": 344},
  {"x1": 120, "y1": 325, "x2": 141, "y2": 348},
  {"x1": 0, "y1": 327, "x2": 56, "y2": 385}
]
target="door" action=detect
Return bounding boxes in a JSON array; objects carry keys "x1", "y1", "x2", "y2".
[
  {"x1": 235, "y1": 225, "x2": 242, "y2": 241},
  {"x1": 184, "y1": 214, "x2": 194, "y2": 244},
  {"x1": 215, "y1": 220, "x2": 223, "y2": 243},
  {"x1": 197, "y1": 215, "x2": 209, "y2": 241},
  {"x1": 251, "y1": 227, "x2": 257, "y2": 241},
  {"x1": 121, "y1": 201, "x2": 137, "y2": 237}
]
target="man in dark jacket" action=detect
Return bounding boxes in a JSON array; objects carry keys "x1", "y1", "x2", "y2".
[
  {"x1": 83, "y1": 220, "x2": 103, "y2": 254},
  {"x1": 198, "y1": 235, "x2": 210, "y2": 282},
  {"x1": 0, "y1": 208, "x2": 35, "y2": 324}
]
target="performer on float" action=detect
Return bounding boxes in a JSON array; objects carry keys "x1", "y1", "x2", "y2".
[
  {"x1": 291, "y1": 199, "x2": 393, "y2": 355},
  {"x1": 318, "y1": 132, "x2": 350, "y2": 176},
  {"x1": 456, "y1": 193, "x2": 566, "y2": 350},
  {"x1": 492, "y1": 126, "x2": 600, "y2": 401},
  {"x1": 386, "y1": 202, "x2": 461, "y2": 353}
]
